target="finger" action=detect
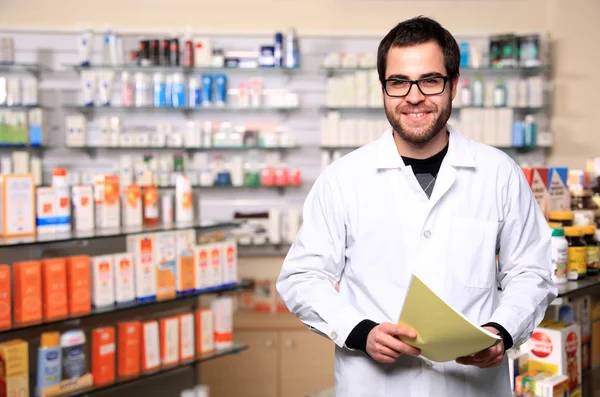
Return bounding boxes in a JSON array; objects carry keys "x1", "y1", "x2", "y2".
[
  {"x1": 478, "y1": 354, "x2": 504, "y2": 369},
  {"x1": 388, "y1": 324, "x2": 418, "y2": 339},
  {"x1": 375, "y1": 344, "x2": 401, "y2": 360},
  {"x1": 377, "y1": 333, "x2": 421, "y2": 356},
  {"x1": 373, "y1": 353, "x2": 396, "y2": 364},
  {"x1": 473, "y1": 345, "x2": 502, "y2": 362}
]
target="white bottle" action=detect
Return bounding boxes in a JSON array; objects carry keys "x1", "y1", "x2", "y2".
[
  {"x1": 472, "y1": 76, "x2": 484, "y2": 108},
  {"x1": 493, "y1": 79, "x2": 506, "y2": 107},
  {"x1": 551, "y1": 227, "x2": 568, "y2": 285},
  {"x1": 460, "y1": 78, "x2": 472, "y2": 107}
]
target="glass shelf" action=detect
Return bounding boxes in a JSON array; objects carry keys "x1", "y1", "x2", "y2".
[
  {"x1": 0, "y1": 282, "x2": 249, "y2": 336},
  {"x1": 62, "y1": 342, "x2": 248, "y2": 397},
  {"x1": 156, "y1": 184, "x2": 301, "y2": 190},
  {"x1": 0, "y1": 62, "x2": 50, "y2": 74},
  {"x1": 0, "y1": 144, "x2": 47, "y2": 149},
  {"x1": 0, "y1": 220, "x2": 241, "y2": 248},
  {"x1": 0, "y1": 104, "x2": 48, "y2": 110},
  {"x1": 66, "y1": 63, "x2": 300, "y2": 74},
  {"x1": 62, "y1": 104, "x2": 300, "y2": 112},
  {"x1": 557, "y1": 275, "x2": 600, "y2": 298},
  {"x1": 238, "y1": 243, "x2": 292, "y2": 257},
  {"x1": 67, "y1": 145, "x2": 300, "y2": 151}
]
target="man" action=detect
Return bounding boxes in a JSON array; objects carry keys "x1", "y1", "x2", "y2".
[{"x1": 276, "y1": 16, "x2": 557, "y2": 397}]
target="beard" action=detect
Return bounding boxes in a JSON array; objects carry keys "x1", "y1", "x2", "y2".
[{"x1": 384, "y1": 95, "x2": 452, "y2": 147}]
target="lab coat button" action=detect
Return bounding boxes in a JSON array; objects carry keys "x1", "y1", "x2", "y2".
[
  {"x1": 331, "y1": 332, "x2": 338, "y2": 340},
  {"x1": 423, "y1": 230, "x2": 432, "y2": 239}
]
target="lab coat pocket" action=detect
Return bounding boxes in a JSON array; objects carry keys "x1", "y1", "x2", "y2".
[{"x1": 449, "y1": 217, "x2": 498, "y2": 289}]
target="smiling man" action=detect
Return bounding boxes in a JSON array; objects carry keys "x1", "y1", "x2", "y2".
[{"x1": 277, "y1": 16, "x2": 557, "y2": 396}]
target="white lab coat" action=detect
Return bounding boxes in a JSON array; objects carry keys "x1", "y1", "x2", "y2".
[{"x1": 276, "y1": 126, "x2": 557, "y2": 397}]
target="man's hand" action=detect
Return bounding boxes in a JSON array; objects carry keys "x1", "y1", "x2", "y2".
[
  {"x1": 366, "y1": 322, "x2": 421, "y2": 364},
  {"x1": 455, "y1": 326, "x2": 505, "y2": 369}
]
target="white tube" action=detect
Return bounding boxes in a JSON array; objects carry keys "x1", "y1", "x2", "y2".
[
  {"x1": 98, "y1": 71, "x2": 115, "y2": 106},
  {"x1": 77, "y1": 28, "x2": 93, "y2": 66},
  {"x1": 81, "y1": 71, "x2": 96, "y2": 107}
]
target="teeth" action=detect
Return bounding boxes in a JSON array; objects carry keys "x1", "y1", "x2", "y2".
[{"x1": 408, "y1": 113, "x2": 425, "y2": 118}]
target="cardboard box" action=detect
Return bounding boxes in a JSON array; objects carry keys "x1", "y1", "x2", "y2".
[
  {"x1": 65, "y1": 256, "x2": 91, "y2": 315},
  {"x1": 41, "y1": 258, "x2": 68, "y2": 321},
  {"x1": 91, "y1": 255, "x2": 115, "y2": 308},
  {"x1": 113, "y1": 253, "x2": 135, "y2": 304},
  {"x1": 94, "y1": 175, "x2": 120, "y2": 229},
  {"x1": 195, "y1": 308, "x2": 214, "y2": 355},
  {"x1": 211, "y1": 297, "x2": 233, "y2": 350},
  {"x1": 160, "y1": 316, "x2": 180, "y2": 366},
  {"x1": 36, "y1": 187, "x2": 56, "y2": 234},
  {"x1": 117, "y1": 321, "x2": 141, "y2": 378},
  {"x1": 0, "y1": 339, "x2": 29, "y2": 397},
  {"x1": 127, "y1": 234, "x2": 157, "y2": 302},
  {"x1": 72, "y1": 185, "x2": 94, "y2": 231},
  {"x1": 155, "y1": 232, "x2": 177, "y2": 301},
  {"x1": 522, "y1": 167, "x2": 550, "y2": 219},
  {"x1": 0, "y1": 265, "x2": 11, "y2": 330},
  {"x1": 527, "y1": 321, "x2": 582, "y2": 396},
  {"x1": 0, "y1": 174, "x2": 35, "y2": 237},
  {"x1": 548, "y1": 167, "x2": 570, "y2": 212},
  {"x1": 209, "y1": 243, "x2": 223, "y2": 288},
  {"x1": 122, "y1": 184, "x2": 142, "y2": 227},
  {"x1": 179, "y1": 313, "x2": 195, "y2": 362},
  {"x1": 194, "y1": 245, "x2": 211, "y2": 291},
  {"x1": 222, "y1": 239, "x2": 238, "y2": 286},
  {"x1": 91, "y1": 327, "x2": 116, "y2": 386},
  {"x1": 176, "y1": 229, "x2": 196, "y2": 296},
  {"x1": 13, "y1": 260, "x2": 42, "y2": 325},
  {"x1": 141, "y1": 321, "x2": 160, "y2": 373}
]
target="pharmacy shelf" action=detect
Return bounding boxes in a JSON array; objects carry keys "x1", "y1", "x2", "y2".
[
  {"x1": 238, "y1": 243, "x2": 292, "y2": 257},
  {"x1": 67, "y1": 145, "x2": 300, "y2": 152},
  {"x1": 62, "y1": 104, "x2": 300, "y2": 113},
  {"x1": 0, "y1": 62, "x2": 51, "y2": 75},
  {"x1": 0, "y1": 281, "x2": 250, "y2": 336},
  {"x1": 0, "y1": 219, "x2": 241, "y2": 248},
  {"x1": 63, "y1": 342, "x2": 248, "y2": 397},
  {"x1": 557, "y1": 275, "x2": 600, "y2": 298},
  {"x1": 322, "y1": 66, "x2": 549, "y2": 75},
  {"x1": 320, "y1": 145, "x2": 548, "y2": 152},
  {"x1": 319, "y1": 106, "x2": 548, "y2": 112},
  {"x1": 157, "y1": 184, "x2": 302, "y2": 191},
  {"x1": 66, "y1": 63, "x2": 300, "y2": 74},
  {"x1": 0, "y1": 143, "x2": 47, "y2": 149},
  {"x1": 0, "y1": 104, "x2": 49, "y2": 110}
]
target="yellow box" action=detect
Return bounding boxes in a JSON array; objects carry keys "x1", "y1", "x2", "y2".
[{"x1": 0, "y1": 339, "x2": 29, "y2": 397}]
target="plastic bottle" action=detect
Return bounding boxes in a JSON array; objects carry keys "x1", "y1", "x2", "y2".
[
  {"x1": 493, "y1": 79, "x2": 506, "y2": 107},
  {"x1": 583, "y1": 225, "x2": 600, "y2": 276},
  {"x1": 565, "y1": 226, "x2": 587, "y2": 281},
  {"x1": 60, "y1": 330, "x2": 87, "y2": 380},
  {"x1": 551, "y1": 227, "x2": 568, "y2": 285},
  {"x1": 460, "y1": 78, "x2": 472, "y2": 106},
  {"x1": 143, "y1": 173, "x2": 159, "y2": 225},
  {"x1": 524, "y1": 115, "x2": 537, "y2": 147},
  {"x1": 284, "y1": 28, "x2": 300, "y2": 69},
  {"x1": 120, "y1": 72, "x2": 134, "y2": 107},
  {"x1": 472, "y1": 75, "x2": 484, "y2": 108},
  {"x1": 37, "y1": 332, "x2": 62, "y2": 395},
  {"x1": 183, "y1": 33, "x2": 194, "y2": 67}
]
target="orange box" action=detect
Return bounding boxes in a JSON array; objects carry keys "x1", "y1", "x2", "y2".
[
  {"x1": 117, "y1": 321, "x2": 141, "y2": 379},
  {"x1": 0, "y1": 265, "x2": 11, "y2": 330},
  {"x1": 160, "y1": 316, "x2": 179, "y2": 367},
  {"x1": 195, "y1": 308, "x2": 214, "y2": 355},
  {"x1": 66, "y1": 256, "x2": 91, "y2": 315},
  {"x1": 92, "y1": 327, "x2": 116, "y2": 386},
  {"x1": 41, "y1": 258, "x2": 68, "y2": 321},
  {"x1": 141, "y1": 320, "x2": 160, "y2": 373},
  {"x1": 13, "y1": 260, "x2": 42, "y2": 325},
  {"x1": 179, "y1": 313, "x2": 195, "y2": 362}
]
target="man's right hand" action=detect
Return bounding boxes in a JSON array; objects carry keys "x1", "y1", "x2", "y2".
[{"x1": 366, "y1": 322, "x2": 421, "y2": 364}]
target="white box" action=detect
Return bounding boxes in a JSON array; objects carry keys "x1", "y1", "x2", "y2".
[
  {"x1": 136, "y1": 132, "x2": 150, "y2": 147},
  {"x1": 176, "y1": 229, "x2": 196, "y2": 295},
  {"x1": 91, "y1": 254, "x2": 115, "y2": 307},
  {"x1": 194, "y1": 244, "x2": 211, "y2": 290},
  {"x1": 12, "y1": 151, "x2": 29, "y2": 174},
  {"x1": 36, "y1": 186, "x2": 56, "y2": 234},
  {"x1": 179, "y1": 313, "x2": 195, "y2": 361},
  {"x1": 208, "y1": 243, "x2": 223, "y2": 288},
  {"x1": 175, "y1": 175, "x2": 193, "y2": 223},
  {"x1": 196, "y1": 308, "x2": 214, "y2": 354},
  {"x1": 161, "y1": 317, "x2": 180, "y2": 365},
  {"x1": 120, "y1": 134, "x2": 134, "y2": 147},
  {"x1": 100, "y1": 116, "x2": 111, "y2": 146},
  {"x1": 71, "y1": 185, "x2": 94, "y2": 231},
  {"x1": 114, "y1": 252, "x2": 135, "y2": 304},
  {"x1": 211, "y1": 297, "x2": 233, "y2": 350},
  {"x1": 0, "y1": 174, "x2": 35, "y2": 238},
  {"x1": 109, "y1": 117, "x2": 121, "y2": 147},
  {"x1": 222, "y1": 239, "x2": 237, "y2": 286},
  {"x1": 121, "y1": 184, "x2": 142, "y2": 227},
  {"x1": 127, "y1": 234, "x2": 157, "y2": 302},
  {"x1": 94, "y1": 175, "x2": 120, "y2": 229},
  {"x1": 155, "y1": 231, "x2": 177, "y2": 300},
  {"x1": 65, "y1": 115, "x2": 87, "y2": 147},
  {"x1": 142, "y1": 321, "x2": 160, "y2": 371}
]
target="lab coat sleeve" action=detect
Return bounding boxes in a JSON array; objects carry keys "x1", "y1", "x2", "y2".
[
  {"x1": 276, "y1": 170, "x2": 366, "y2": 349},
  {"x1": 488, "y1": 166, "x2": 558, "y2": 348}
]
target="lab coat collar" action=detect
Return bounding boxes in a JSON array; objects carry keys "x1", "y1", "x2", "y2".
[{"x1": 375, "y1": 124, "x2": 476, "y2": 170}]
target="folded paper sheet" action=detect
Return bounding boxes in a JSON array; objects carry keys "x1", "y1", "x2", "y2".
[{"x1": 397, "y1": 274, "x2": 502, "y2": 362}]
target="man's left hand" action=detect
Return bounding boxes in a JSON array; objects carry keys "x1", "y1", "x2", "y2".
[{"x1": 455, "y1": 326, "x2": 505, "y2": 369}]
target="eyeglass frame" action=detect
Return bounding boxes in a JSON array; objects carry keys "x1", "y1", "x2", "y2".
[{"x1": 382, "y1": 75, "x2": 454, "y2": 98}]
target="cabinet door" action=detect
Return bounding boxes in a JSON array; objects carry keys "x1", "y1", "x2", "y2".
[
  {"x1": 199, "y1": 330, "x2": 279, "y2": 397},
  {"x1": 280, "y1": 330, "x2": 335, "y2": 397}
]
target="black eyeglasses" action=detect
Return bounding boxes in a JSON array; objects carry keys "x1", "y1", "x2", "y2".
[{"x1": 382, "y1": 76, "x2": 452, "y2": 98}]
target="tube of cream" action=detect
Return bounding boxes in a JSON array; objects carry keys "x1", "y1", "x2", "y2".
[
  {"x1": 81, "y1": 71, "x2": 96, "y2": 107},
  {"x1": 78, "y1": 28, "x2": 94, "y2": 66},
  {"x1": 98, "y1": 71, "x2": 115, "y2": 107}
]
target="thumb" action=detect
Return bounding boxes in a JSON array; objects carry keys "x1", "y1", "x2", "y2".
[{"x1": 390, "y1": 324, "x2": 417, "y2": 338}]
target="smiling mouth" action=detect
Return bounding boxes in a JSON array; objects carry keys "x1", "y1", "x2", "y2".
[{"x1": 402, "y1": 111, "x2": 431, "y2": 121}]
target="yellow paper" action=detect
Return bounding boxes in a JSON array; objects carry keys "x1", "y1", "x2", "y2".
[{"x1": 397, "y1": 274, "x2": 502, "y2": 362}]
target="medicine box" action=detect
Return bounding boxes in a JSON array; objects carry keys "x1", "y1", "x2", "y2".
[
  {"x1": 0, "y1": 339, "x2": 29, "y2": 397},
  {"x1": 117, "y1": 321, "x2": 141, "y2": 378},
  {"x1": 36, "y1": 187, "x2": 56, "y2": 234},
  {"x1": 91, "y1": 255, "x2": 115, "y2": 308},
  {"x1": 94, "y1": 175, "x2": 120, "y2": 229},
  {"x1": 547, "y1": 167, "x2": 570, "y2": 212},
  {"x1": 154, "y1": 232, "x2": 177, "y2": 301},
  {"x1": 141, "y1": 320, "x2": 160, "y2": 372},
  {"x1": 65, "y1": 114, "x2": 87, "y2": 147},
  {"x1": 176, "y1": 229, "x2": 196, "y2": 296},
  {"x1": 209, "y1": 243, "x2": 223, "y2": 288},
  {"x1": 41, "y1": 258, "x2": 68, "y2": 321},
  {"x1": 72, "y1": 185, "x2": 94, "y2": 231},
  {"x1": 522, "y1": 167, "x2": 550, "y2": 219},
  {"x1": 211, "y1": 297, "x2": 233, "y2": 350},
  {"x1": 526, "y1": 321, "x2": 582, "y2": 396},
  {"x1": 0, "y1": 174, "x2": 35, "y2": 237},
  {"x1": 160, "y1": 316, "x2": 180, "y2": 366},
  {"x1": 195, "y1": 308, "x2": 214, "y2": 354},
  {"x1": 65, "y1": 256, "x2": 91, "y2": 316},
  {"x1": 508, "y1": 348, "x2": 529, "y2": 391},
  {"x1": 91, "y1": 327, "x2": 116, "y2": 386},
  {"x1": 179, "y1": 313, "x2": 195, "y2": 362},
  {"x1": 222, "y1": 239, "x2": 238, "y2": 286},
  {"x1": 0, "y1": 265, "x2": 10, "y2": 330},
  {"x1": 127, "y1": 234, "x2": 157, "y2": 302},
  {"x1": 194, "y1": 244, "x2": 211, "y2": 291},
  {"x1": 113, "y1": 253, "x2": 135, "y2": 304},
  {"x1": 12, "y1": 260, "x2": 42, "y2": 325}
]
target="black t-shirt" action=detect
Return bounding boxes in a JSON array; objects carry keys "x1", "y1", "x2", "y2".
[{"x1": 401, "y1": 144, "x2": 449, "y2": 198}]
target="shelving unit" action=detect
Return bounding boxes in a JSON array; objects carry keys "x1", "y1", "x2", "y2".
[{"x1": 62, "y1": 104, "x2": 301, "y2": 112}]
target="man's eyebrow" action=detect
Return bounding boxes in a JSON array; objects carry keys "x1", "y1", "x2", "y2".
[{"x1": 386, "y1": 72, "x2": 445, "y2": 80}]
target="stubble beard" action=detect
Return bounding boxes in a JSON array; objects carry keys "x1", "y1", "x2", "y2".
[{"x1": 384, "y1": 96, "x2": 452, "y2": 147}]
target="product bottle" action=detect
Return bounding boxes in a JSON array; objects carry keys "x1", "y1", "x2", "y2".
[
  {"x1": 37, "y1": 332, "x2": 62, "y2": 395},
  {"x1": 183, "y1": 33, "x2": 194, "y2": 67},
  {"x1": 583, "y1": 225, "x2": 600, "y2": 276},
  {"x1": 550, "y1": 226, "x2": 568, "y2": 285},
  {"x1": 170, "y1": 38, "x2": 180, "y2": 66},
  {"x1": 61, "y1": 330, "x2": 87, "y2": 380},
  {"x1": 274, "y1": 32, "x2": 283, "y2": 68},
  {"x1": 565, "y1": 226, "x2": 587, "y2": 280},
  {"x1": 143, "y1": 173, "x2": 159, "y2": 225},
  {"x1": 472, "y1": 75, "x2": 484, "y2": 108},
  {"x1": 493, "y1": 79, "x2": 506, "y2": 107},
  {"x1": 120, "y1": 72, "x2": 134, "y2": 107},
  {"x1": 524, "y1": 115, "x2": 537, "y2": 147},
  {"x1": 284, "y1": 28, "x2": 300, "y2": 69},
  {"x1": 460, "y1": 78, "x2": 472, "y2": 107}
]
